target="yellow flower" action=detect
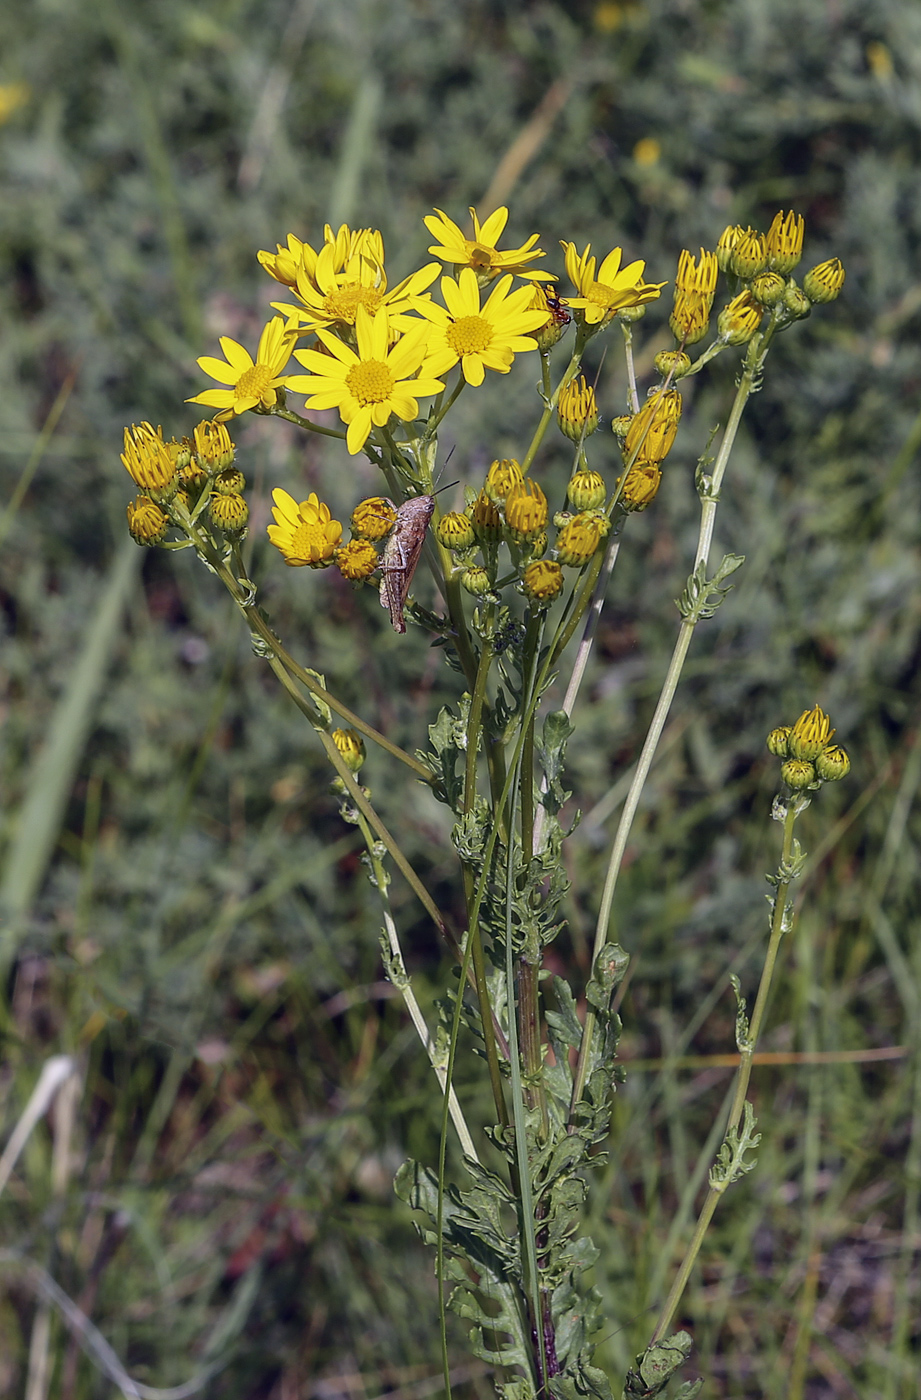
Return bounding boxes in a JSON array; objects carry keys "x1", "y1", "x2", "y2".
[
  {"x1": 781, "y1": 758, "x2": 816, "y2": 790},
  {"x1": 557, "y1": 376, "x2": 599, "y2": 441},
  {"x1": 192, "y1": 419, "x2": 235, "y2": 472},
  {"x1": 417, "y1": 269, "x2": 548, "y2": 386},
  {"x1": 617, "y1": 463, "x2": 661, "y2": 511},
  {"x1": 471, "y1": 490, "x2": 502, "y2": 541},
  {"x1": 126, "y1": 496, "x2": 169, "y2": 546},
  {"x1": 0, "y1": 83, "x2": 29, "y2": 124},
  {"x1": 675, "y1": 248, "x2": 719, "y2": 298},
  {"x1": 788, "y1": 704, "x2": 834, "y2": 762},
  {"x1": 209, "y1": 491, "x2": 249, "y2": 535},
  {"x1": 716, "y1": 224, "x2": 746, "y2": 274},
  {"x1": 567, "y1": 470, "x2": 606, "y2": 511},
  {"x1": 556, "y1": 512, "x2": 605, "y2": 567},
  {"x1": 633, "y1": 137, "x2": 661, "y2": 166},
  {"x1": 274, "y1": 227, "x2": 439, "y2": 336},
  {"x1": 505, "y1": 479, "x2": 548, "y2": 540},
  {"x1": 562, "y1": 241, "x2": 665, "y2": 326},
  {"x1": 267, "y1": 488, "x2": 343, "y2": 566},
  {"x1": 424, "y1": 206, "x2": 550, "y2": 282},
  {"x1": 332, "y1": 727, "x2": 366, "y2": 772},
  {"x1": 257, "y1": 233, "x2": 307, "y2": 287},
  {"x1": 187, "y1": 317, "x2": 296, "y2": 420},
  {"x1": 803, "y1": 258, "x2": 846, "y2": 304},
  {"x1": 285, "y1": 306, "x2": 445, "y2": 455},
  {"x1": 717, "y1": 291, "x2": 764, "y2": 345},
  {"x1": 435, "y1": 512, "x2": 476, "y2": 550},
  {"x1": 766, "y1": 726, "x2": 792, "y2": 757},
  {"x1": 485, "y1": 457, "x2": 524, "y2": 503},
  {"x1": 731, "y1": 230, "x2": 768, "y2": 280},
  {"x1": 815, "y1": 745, "x2": 850, "y2": 782},
  {"x1": 335, "y1": 539, "x2": 380, "y2": 580},
  {"x1": 522, "y1": 559, "x2": 564, "y2": 601},
  {"x1": 624, "y1": 390, "x2": 682, "y2": 465},
  {"x1": 765, "y1": 211, "x2": 805, "y2": 276},
  {"x1": 461, "y1": 566, "x2": 492, "y2": 596},
  {"x1": 351, "y1": 496, "x2": 397, "y2": 541},
  {"x1": 669, "y1": 248, "x2": 718, "y2": 345},
  {"x1": 121, "y1": 422, "x2": 179, "y2": 502}
]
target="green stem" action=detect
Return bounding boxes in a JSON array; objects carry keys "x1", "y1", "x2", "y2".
[
  {"x1": 521, "y1": 337, "x2": 586, "y2": 473},
  {"x1": 269, "y1": 403, "x2": 347, "y2": 440},
  {"x1": 568, "y1": 328, "x2": 772, "y2": 1117},
  {"x1": 648, "y1": 800, "x2": 799, "y2": 1346}
]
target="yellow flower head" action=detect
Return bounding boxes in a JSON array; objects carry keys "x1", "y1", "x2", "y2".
[
  {"x1": 567, "y1": 469, "x2": 606, "y2": 512},
  {"x1": 522, "y1": 559, "x2": 564, "y2": 602},
  {"x1": 0, "y1": 83, "x2": 30, "y2": 125},
  {"x1": 267, "y1": 488, "x2": 343, "y2": 566},
  {"x1": 731, "y1": 230, "x2": 768, "y2": 281},
  {"x1": 788, "y1": 704, "x2": 834, "y2": 762},
  {"x1": 351, "y1": 496, "x2": 398, "y2": 541},
  {"x1": 505, "y1": 479, "x2": 548, "y2": 540},
  {"x1": 803, "y1": 258, "x2": 846, "y2": 304},
  {"x1": 188, "y1": 316, "x2": 296, "y2": 420},
  {"x1": 335, "y1": 539, "x2": 380, "y2": 580},
  {"x1": 815, "y1": 745, "x2": 850, "y2": 782},
  {"x1": 675, "y1": 248, "x2": 719, "y2": 298},
  {"x1": 716, "y1": 224, "x2": 746, "y2": 274},
  {"x1": 257, "y1": 233, "x2": 306, "y2": 287},
  {"x1": 417, "y1": 269, "x2": 548, "y2": 386},
  {"x1": 275, "y1": 226, "x2": 439, "y2": 336},
  {"x1": 781, "y1": 758, "x2": 816, "y2": 790},
  {"x1": 618, "y1": 463, "x2": 661, "y2": 511},
  {"x1": 471, "y1": 489, "x2": 503, "y2": 541},
  {"x1": 435, "y1": 511, "x2": 476, "y2": 550},
  {"x1": 121, "y1": 422, "x2": 179, "y2": 502},
  {"x1": 557, "y1": 375, "x2": 599, "y2": 442},
  {"x1": 765, "y1": 210, "x2": 805, "y2": 276},
  {"x1": 562, "y1": 241, "x2": 666, "y2": 327},
  {"x1": 624, "y1": 390, "x2": 682, "y2": 465},
  {"x1": 192, "y1": 419, "x2": 235, "y2": 473},
  {"x1": 717, "y1": 291, "x2": 764, "y2": 345},
  {"x1": 209, "y1": 491, "x2": 249, "y2": 535},
  {"x1": 485, "y1": 457, "x2": 524, "y2": 503},
  {"x1": 424, "y1": 206, "x2": 550, "y2": 283},
  {"x1": 556, "y1": 511, "x2": 605, "y2": 567},
  {"x1": 286, "y1": 306, "x2": 445, "y2": 455},
  {"x1": 332, "y1": 727, "x2": 366, "y2": 772},
  {"x1": 126, "y1": 495, "x2": 169, "y2": 546}
]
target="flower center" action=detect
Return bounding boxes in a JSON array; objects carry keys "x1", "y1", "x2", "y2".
[
  {"x1": 346, "y1": 359, "x2": 395, "y2": 405},
  {"x1": 292, "y1": 522, "x2": 334, "y2": 563},
  {"x1": 447, "y1": 315, "x2": 493, "y2": 356},
  {"x1": 587, "y1": 281, "x2": 615, "y2": 309},
  {"x1": 323, "y1": 282, "x2": 383, "y2": 323},
  {"x1": 235, "y1": 364, "x2": 273, "y2": 401}
]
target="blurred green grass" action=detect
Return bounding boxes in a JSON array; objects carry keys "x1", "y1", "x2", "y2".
[{"x1": 1, "y1": 1, "x2": 920, "y2": 1396}]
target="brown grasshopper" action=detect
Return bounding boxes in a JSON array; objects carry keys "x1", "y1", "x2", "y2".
[{"x1": 377, "y1": 493, "x2": 436, "y2": 634}]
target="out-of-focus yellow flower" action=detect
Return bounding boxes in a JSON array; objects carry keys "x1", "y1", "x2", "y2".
[
  {"x1": 332, "y1": 727, "x2": 366, "y2": 772},
  {"x1": 522, "y1": 559, "x2": 564, "y2": 601},
  {"x1": 424, "y1": 206, "x2": 550, "y2": 283},
  {"x1": 866, "y1": 41, "x2": 893, "y2": 78},
  {"x1": 567, "y1": 470, "x2": 606, "y2": 512},
  {"x1": 435, "y1": 512, "x2": 476, "y2": 550},
  {"x1": 765, "y1": 211, "x2": 804, "y2": 276},
  {"x1": 351, "y1": 496, "x2": 397, "y2": 541},
  {"x1": 633, "y1": 137, "x2": 661, "y2": 166},
  {"x1": 803, "y1": 258, "x2": 846, "y2": 304},
  {"x1": 505, "y1": 479, "x2": 548, "y2": 541},
  {"x1": 417, "y1": 269, "x2": 548, "y2": 386},
  {"x1": 624, "y1": 390, "x2": 682, "y2": 465},
  {"x1": 335, "y1": 539, "x2": 380, "y2": 580},
  {"x1": 618, "y1": 463, "x2": 661, "y2": 511},
  {"x1": 557, "y1": 376, "x2": 599, "y2": 441},
  {"x1": 267, "y1": 488, "x2": 343, "y2": 566},
  {"x1": 556, "y1": 512, "x2": 605, "y2": 567},
  {"x1": 0, "y1": 83, "x2": 29, "y2": 124},
  {"x1": 562, "y1": 241, "x2": 666, "y2": 326},
  {"x1": 286, "y1": 306, "x2": 445, "y2": 455},
  {"x1": 717, "y1": 291, "x2": 764, "y2": 345},
  {"x1": 187, "y1": 317, "x2": 296, "y2": 420},
  {"x1": 121, "y1": 422, "x2": 178, "y2": 502},
  {"x1": 126, "y1": 496, "x2": 169, "y2": 546},
  {"x1": 788, "y1": 704, "x2": 834, "y2": 762}
]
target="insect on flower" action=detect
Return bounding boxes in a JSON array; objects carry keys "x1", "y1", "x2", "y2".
[{"x1": 378, "y1": 493, "x2": 436, "y2": 633}]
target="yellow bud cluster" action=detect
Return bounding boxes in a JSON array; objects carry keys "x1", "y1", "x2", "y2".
[{"x1": 766, "y1": 705, "x2": 850, "y2": 789}]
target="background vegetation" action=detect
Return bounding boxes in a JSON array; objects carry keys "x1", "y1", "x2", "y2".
[{"x1": 1, "y1": 0, "x2": 920, "y2": 1396}]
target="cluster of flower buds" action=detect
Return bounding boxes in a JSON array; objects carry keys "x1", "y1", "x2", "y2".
[
  {"x1": 714, "y1": 211, "x2": 845, "y2": 337},
  {"x1": 122, "y1": 419, "x2": 246, "y2": 546},
  {"x1": 767, "y1": 704, "x2": 850, "y2": 790},
  {"x1": 611, "y1": 388, "x2": 683, "y2": 512}
]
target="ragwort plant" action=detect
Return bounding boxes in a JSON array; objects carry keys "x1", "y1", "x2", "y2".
[{"x1": 118, "y1": 205, "x2": 848, "y2": 1398}]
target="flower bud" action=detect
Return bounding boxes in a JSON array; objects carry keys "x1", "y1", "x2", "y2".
[
  {"x1": 527, "y1": 283, "x2": 570, "y2": 352},
  {"x1": 504, "y1": 479, "x2": 548, "y2": 542},
  {"x1": 567, "y1": 470, "x2": 606, "y2": 512},
  {"x1": 435, "y1": 511, "x2": 476, "y2": 551},
  {"x1": 522, "y1": 559, "x2": 564, "y2": 602},
  {"x1": 788, "y1": 704, "x2": 834, "y2": 762},
  {"x1": 803, "y1": 257, "x2": 845, "y2": 304},
  {"x1": 782, "y1": 282, "x2": 812, "y2": 320},
  {"x1": 556, "y1": 512, "x2": 604, "y2": 567},
  {"x1": 766, "y1": 726, "x2": 792, "y2": 758},
  {"x1": 557, "y1": 376, "x2": 599, "y2": 442},
  {"x1": 624, "y1": 390, "x2": 682, "y2": 465},
  {"x1": 126, "y1": 495, "x2": 169, "y2": 546},
  {"x1": 461, "y1": 565, "x2": 492, "y2": 596},
  {"x1": 209, "y1": 491, "x2": 249, "y2": 535},
  {"x1": 716, "y1": 224, "x2": 745, "y2": 274},
  {"x1": 717, "y1": 291, "x2": 764, "y2": 345},
  {"x1": 618, "y1": 303, "x2": 646, "y2": 324},
  {"x1": 750, "y1": 271, "x2": 786, "y2": 307},
  {"x1": 765, "y1": 210, "x2": 805, "y2": 276},
  {"x1": 471, "y1": 490, "x2": 503, "y2": 542},
  {"x1": 485, "y1": 458, "x2": 524, "y2": 504},
  {"x1": 192, "y1": 419, "x2": 235, "y2": 473},
  {"x1": 332, "y1": 727, "x2": 366, "y2": 772},
  {"x1": 213, "y1": 467, "x2": 246, "y2": 496},
  {"x1": 815, "y1": 745, "x2": 850, "y2": 782},
  {"x1": 781, "y1": 758, "x2": 816, "y2": 790},
  {"x1": 654, "y1": 350, "x2": 692, "y2": 380},
  {"x1": 731, "y1": 230, "x2": 768, "y2": 280},
  {"x1": 617, "y1": 464, "x2": 661, "y2": 511},
  {"x1": 610, "y1": 415, "x2": 632, "y2": 440},
  {"x1": 121, "y1": 422, "x2": 179, "y2": 504}
]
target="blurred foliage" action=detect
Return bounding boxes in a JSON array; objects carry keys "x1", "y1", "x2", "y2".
[{"x1": 1, "y1": 0, "x2": 920, "y2": 1396}]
